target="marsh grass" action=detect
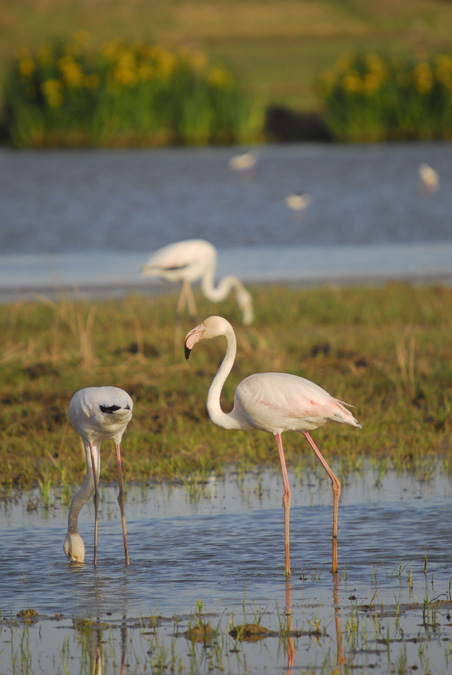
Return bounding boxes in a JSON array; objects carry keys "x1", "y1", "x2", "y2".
[{"x1": 0, "y1": 282, "x2": 450, "y2": 492}]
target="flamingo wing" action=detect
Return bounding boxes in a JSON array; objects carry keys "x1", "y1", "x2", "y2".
[
  {"x1": 140, "y1": 239, "x2": 216, "y2": 282},
  {"x1": 233, "y1": 372, "x2": 359, "y2": 433}
]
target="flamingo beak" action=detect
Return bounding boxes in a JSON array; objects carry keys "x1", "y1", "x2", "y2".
[{"x1": 184, "y1": 322, "x2": 205, "y2": 360}]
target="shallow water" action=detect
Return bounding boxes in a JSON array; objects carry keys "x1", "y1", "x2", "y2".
[
  {"x1": 0, "y1": 142, "x2": 451, "y2": 301},
  {"x1": 1, "y1": 465, "x2": 452, "y2": 673}
]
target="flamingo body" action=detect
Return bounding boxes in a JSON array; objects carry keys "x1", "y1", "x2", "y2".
[
  {"x1": 185, "y1": 316, "x2": 361, "y2": 575},
  {"x1": 233, "y1": 372, "x2": 359, "y2": 434},
  {"x1": 64, "y1": 386, "x2": 133, "y2": 565},
  {"x1": 285, "y1": 192, "x2": 311, "y2": 212},
  {"x1": 228, "y1": 150, "x2": 257, "y2": 172},
  {"x1": 141, "y1": 239, "x2": 253, "y2": 324},
  {"x1": 419, "y1": 163, "x2": 440, "y2": 193}
]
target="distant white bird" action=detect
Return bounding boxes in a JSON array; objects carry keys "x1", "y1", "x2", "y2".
[
  {"x1": 63, "y1": 387, "x2": 133, "y2": 565},
  {"x1": 228, "y1": 150, "x2": 257, "y2": 173},
  {"x1": 185, "y1": 316, "x2": 361, "y2": 575},
  {"x1": 419, "y1": 163, "x2": 440, "y2": 193},
  {"x1": 141, "y1": 239, "x2": 254, "y2": 325},
  {"x1": 285, "y1": 192, "x2": 311, "y2": 212}
]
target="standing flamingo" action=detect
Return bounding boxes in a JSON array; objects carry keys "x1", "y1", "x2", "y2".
[
  {"x1": 63, "y1": 386, "x2": 133, "y2": 565},
  {"x1": 184, "y1": 316, "x2": 361, "y2": 576},
  {"x1": 141, "y1": 239, "x2": 254, "y2": 325}
]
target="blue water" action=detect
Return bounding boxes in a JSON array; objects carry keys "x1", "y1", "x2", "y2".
[
  {"x1": 0, "y1": 142, "x2": 451, "y2": 300},
  {"x1": 1, "y1": 467, "x2": 452, "y2": 674}
]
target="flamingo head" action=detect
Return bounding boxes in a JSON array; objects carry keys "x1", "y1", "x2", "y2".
[
  {"x1": 63, "y1": 532, "x2": 86, "y2": 564},
  {"x1": 184, "y1": 316, "x2": 233, "y2": 359}
]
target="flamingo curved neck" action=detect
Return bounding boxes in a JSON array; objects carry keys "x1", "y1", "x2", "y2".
[
  {"x1": 201, "y1": 266, "x2": 243, "y2": 303},
  {"x1": 206, "y1": 326, "x2": 242, "y2": 430},
  {"x1": 67, "y1": 443, "x2": 98, "y2": 534}
]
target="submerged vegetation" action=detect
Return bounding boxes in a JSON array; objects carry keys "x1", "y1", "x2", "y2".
[{"x1": 0, "y1": 283, "x2": 450, "y2": 494}]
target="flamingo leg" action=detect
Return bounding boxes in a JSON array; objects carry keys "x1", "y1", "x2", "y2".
[
  {"x1": 116, "y1": 442, "x2": 130, "y2": 565},
  {"x1": 275, "y1": 433, "x2": 291, "y2": 577},
  {"x1": 185, "y1": 282, "x2": 197, "y2": 318},
  {"x1": 304, "y1": 431, "x2": 341, "y2": 573},
  {"x1": 176, "y1": 282, "x2": 188, "y2": 316},
  {"x1": 89, "y1": 443, "x2": 100, "y2": 566}
]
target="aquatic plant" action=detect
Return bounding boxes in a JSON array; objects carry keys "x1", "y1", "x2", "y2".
[
  {"x1": 1, "y1": 33, "x2": 256, "y2": 148},
  {"x1": 317, "y1": 51, "x2": 452, "y2": 141}
]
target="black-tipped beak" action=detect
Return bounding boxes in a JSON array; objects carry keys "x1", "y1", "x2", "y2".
[{"x1": 184, "y1": 345, "x2": 191, "y2": 360}]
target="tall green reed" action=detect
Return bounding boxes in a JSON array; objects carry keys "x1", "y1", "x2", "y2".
[
  {"x1": 317, "y1": 51, "x2": 452, "y2": 141},
  {"x1": 2, "y1": 33, "x2": 257, "y2": 148}
]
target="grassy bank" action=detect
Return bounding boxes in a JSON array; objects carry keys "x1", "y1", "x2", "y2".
[
  {"x1": 1, "y1": 1, "x2": 452, "y2": 115},
  {"x1": 0, "y1": 283, "x2": 450, "y2": 494}
]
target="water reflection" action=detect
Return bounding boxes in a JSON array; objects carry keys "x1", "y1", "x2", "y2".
[
  {"x1": 2, "y1": 466, "x2": 452, "y2": 673},
  {"x1": 88, "y1": 622, "x2": 103, "y2": 675}
]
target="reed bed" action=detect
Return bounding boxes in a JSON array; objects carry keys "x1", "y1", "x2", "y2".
[
  {"x1": 0, "y1": 283, "x2": 450, "y2": 493},
  {"x1": 318, "y1": 51, "x2": 452, "y2": 142},
  {"x1": 2, "y1": 33, "x2": 257, "y2": 148}
]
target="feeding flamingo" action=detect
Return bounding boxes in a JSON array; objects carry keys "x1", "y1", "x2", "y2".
[
  {"x1": 141, "y1": 239, "x2": 254, "y2": 325},
  {"x1": 184, "y1": 316, "x2": 361, "y2": 575},
  {"x1": 285, "y1": 192, "x2": 311, "y2": 212},
  {"x1": 419, "y1": 163, "x2": 440, "y2": 194},
  {"x1": 63, "y1": 386, "x2": 133, "y2": 565},
  {"x1": 228, "y1": 150, "x2": 257, "y2": 173}
]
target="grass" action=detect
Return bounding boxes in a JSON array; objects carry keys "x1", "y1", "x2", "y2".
[
  {"x1": 1, "y1": 0, "x2": 452, "y2": 115},
  {"x1": 0, "y1": 282, "x2": 450, "y2": 494}
]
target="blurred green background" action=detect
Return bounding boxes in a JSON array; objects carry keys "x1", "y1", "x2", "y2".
[
  {"x1": 1, "y1": 0, "x2": 452, "y2": 146},
  {"x1": 2, "y1": 0, "x2": 451, "y2": 112}
]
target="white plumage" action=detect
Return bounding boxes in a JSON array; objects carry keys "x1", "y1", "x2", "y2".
[
  {"x1": 185, "y1": 316, "x2": 361, "y2": 575},
  {"x1": 64, "y1": 386, "x2": 133, "y2": 565},
  {"x1": 141, "y1": 239, "x2": 254, "y2": 325}
]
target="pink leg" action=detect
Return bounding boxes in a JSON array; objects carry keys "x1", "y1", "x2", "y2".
[
  {"x1": 304, "y1": 432, "x2": 341, "y2": 573},
  {"x1": 116, "y1": 443, "x2": 130, "y2": 565},
  {"x1": 89, "y1": 443, "x2": 100, "y2": 566},
  {"x1": 275, "y1": 433, "x2": 291, "y2": 577}
]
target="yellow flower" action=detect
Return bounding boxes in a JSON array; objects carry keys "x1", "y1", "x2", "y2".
[
  {"x1": 41, "y1": 79, "x2": 63, "y2": 107},
  {"x1": 365, "y1": 54, "x2": 386, "y2": 74},
  {"x1": 19, "y1": 58, "x2": 35, "y2": 78},
  {"x1": 207, "y1": 67, "x2": 232, "y2": 89},
  {"x1": 435, "y1": 55, "x2": 452, "y2": 90},
  {"x1": 342, "y1": 73, "x2": 362, "y2": 94},
  {"x1": 363, "y1": 73, "x2": 382, "y2": 94},
  {"x1": 58, "y1": 56, "x2": 83, "y2": 87},
  {"x1": 101, "y1": 40, "x2": 122, "y2": 61},
  {"x1": 137, "y1": 64, "x2": 155, "y2": 80},
  {"x1": 113, "y1": 66, "x2": 138, "y2": 87},
  {"x1": 156, "y1": 48, "x2": 178, "y2": 77},
  {"x1": 413, "y1": 62, "x2": 433, "y2": 94}
]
